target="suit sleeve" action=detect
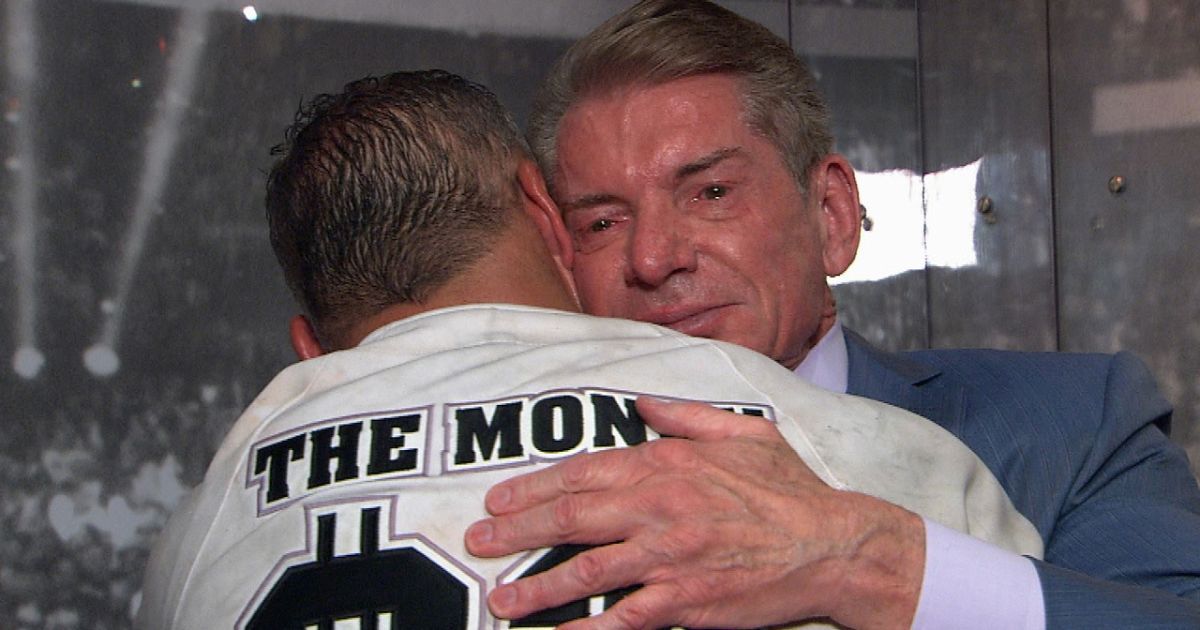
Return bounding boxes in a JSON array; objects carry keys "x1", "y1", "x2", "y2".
[{"x1": 1034, "y1": 352, "x2": 1200, "y2": 629}]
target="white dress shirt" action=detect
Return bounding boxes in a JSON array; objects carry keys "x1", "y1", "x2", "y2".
[{"x1": 794, "y1": 321, "x2": 1046, "y2": 630}]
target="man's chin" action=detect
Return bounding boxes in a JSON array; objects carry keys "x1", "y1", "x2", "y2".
[{"x1": 687, "y1": 327, "x2": 773, "y2": 361}]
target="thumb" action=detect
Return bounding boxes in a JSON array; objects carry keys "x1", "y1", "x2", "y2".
[{"x1": 635, "y1": 396, "x2": 773, "y2": 441}]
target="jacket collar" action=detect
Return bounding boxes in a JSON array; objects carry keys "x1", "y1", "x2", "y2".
[{"x1": 843, "y1": 328, "x2": 967, "y2": 431}]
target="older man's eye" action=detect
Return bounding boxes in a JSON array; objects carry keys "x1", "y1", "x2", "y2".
[
  {"x1": 699, "y1": 185, "x2": 727, "y2": 201},
  {"x1": 590, "y1": 218, "x2": 616, "y2": 232}
]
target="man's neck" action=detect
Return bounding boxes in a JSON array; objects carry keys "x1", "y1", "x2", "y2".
[{"x1": 344, "y1": 227, "x2": 579, "y2": 348}]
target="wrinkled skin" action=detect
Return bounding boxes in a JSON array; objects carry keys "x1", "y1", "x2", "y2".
[{"x1": 553, "y1": 75, "x2": 860, "y2": 370}]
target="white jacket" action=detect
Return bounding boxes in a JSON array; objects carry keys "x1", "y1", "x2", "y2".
[{"x1": 138, "y1": 305, "x2": 1042, "y2": 629}]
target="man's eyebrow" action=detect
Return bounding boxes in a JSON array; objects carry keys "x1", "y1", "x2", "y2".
[
  {"x1": 560, "y1": 192, "x2": 621, "y2": 214},
  {"x1": 559, "y1": 147, "x2": 743, "y2": 213},
  {"x1": 674, "y1": 147, "x2": 742, "y2": 182}
]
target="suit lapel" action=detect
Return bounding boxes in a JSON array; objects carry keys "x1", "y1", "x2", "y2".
[{"x1": 843, "y1": 328, "x2": 968, "y2": 433}]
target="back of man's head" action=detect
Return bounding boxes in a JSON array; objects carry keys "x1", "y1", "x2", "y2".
[
  {"x1": 266, "y1": 70, "x2": 530, "y2": 349},
  {"x1": 528, "y1": 0, "x2": 833, "y2": 195}
]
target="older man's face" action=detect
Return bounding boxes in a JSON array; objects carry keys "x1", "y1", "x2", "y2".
[{"x1": 553, "y1": 74, "x2": 841, "y2": 368}]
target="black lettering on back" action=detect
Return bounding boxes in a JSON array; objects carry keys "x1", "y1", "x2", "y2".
[
  {"x1": 308, "y1": 423, "x2": 363, "y2": 490},
  {"x1": 367, "y1": 414, "x2": 421, "y2": 475},
  {"x1": 254, "y1": 434, "x2": 306, "y2": 504},
  {"x1": 531, "y1": 395, "x2": 585, "y2": 454},
  {"x1": 454, "y1": 402, "x2": 524, "y2": 465},
  {"x1": 591, "y1": 394, "x2": 647, "y2": 447}
]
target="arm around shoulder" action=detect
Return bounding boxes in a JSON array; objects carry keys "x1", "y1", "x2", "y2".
[{"x1": 1036, "y1": 351, "x2": 1200, "y2": 628}]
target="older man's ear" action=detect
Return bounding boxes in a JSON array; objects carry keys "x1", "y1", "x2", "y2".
[{"x1": 812, "y1": 154, "x2": 863, "y2": 278}]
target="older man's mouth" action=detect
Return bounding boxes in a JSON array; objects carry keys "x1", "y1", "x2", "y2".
[{"x1": 639, "y1": 304, "x2": 733, "y2": 337}]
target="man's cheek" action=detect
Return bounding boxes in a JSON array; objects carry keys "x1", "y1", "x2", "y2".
[
  {"x1": 725, "y1": 316, "x2": 770, "y2": 356},
  {"x1": 575, "y1": 264, "x2": 626, "y2": 313},
  {"x1": 575, "y1": 280, "x2": 617, "y2": 316}
]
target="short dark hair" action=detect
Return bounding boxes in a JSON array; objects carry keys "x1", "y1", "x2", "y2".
[
  {"x1": 266, "y1": 70, "x2": 529, "y2": 348},
  {"x1": 528, "y1": 0, "x2": 832, "y2": 195}
]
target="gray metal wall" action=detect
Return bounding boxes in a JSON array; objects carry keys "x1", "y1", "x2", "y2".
[
  {"x1": 1047, "y1": 0, "x2": 1200, "y2": 478},
  {"x1": 1, "y1": 0, "x2": 1196, "y2": 626}
]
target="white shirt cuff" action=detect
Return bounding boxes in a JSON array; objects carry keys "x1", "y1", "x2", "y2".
[{"x1": 911, "y1": 518, "x2": 1045, "y2": 630}]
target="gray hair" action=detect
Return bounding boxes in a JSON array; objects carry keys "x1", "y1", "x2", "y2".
[{"x1": 527, "y1": 0, "x2": 833, "y2": 195}]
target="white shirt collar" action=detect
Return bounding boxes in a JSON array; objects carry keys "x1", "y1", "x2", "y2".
[{"x1": 792, "y1": 319, "x2": 848, "y2": 394}]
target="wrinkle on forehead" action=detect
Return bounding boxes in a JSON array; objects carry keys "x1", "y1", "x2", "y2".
[{"x1": 556, "y1": 76, "x2": 748, "y2": 196}]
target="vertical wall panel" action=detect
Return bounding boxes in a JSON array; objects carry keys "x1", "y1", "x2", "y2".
[
  {"x1": 792, "y1": 1, "x2": 929, "y2": 350},
  {"x1": 918, "y1": 0, "x2": 1057, "y2": 351},
  {"x1": 1049, "y1": 0, "x2": 1200, "y2": 473}
]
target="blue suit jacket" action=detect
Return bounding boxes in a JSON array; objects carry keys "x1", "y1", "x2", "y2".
[{"x1": 843, "y1": 329, "x2": 1200, "y2": 628}]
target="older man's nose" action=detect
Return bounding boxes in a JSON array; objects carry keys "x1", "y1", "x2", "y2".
[{"x1": 624, "y1": 206, "x2": 698, "y2": 288}]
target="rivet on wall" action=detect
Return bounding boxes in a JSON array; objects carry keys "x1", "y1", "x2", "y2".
[
  {"x1": 977, "y1": 195, "x2": 997, "y2": 224},
  {"x1": 1108, "y1": 175, "x2": 1126, "y2": 195}
]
